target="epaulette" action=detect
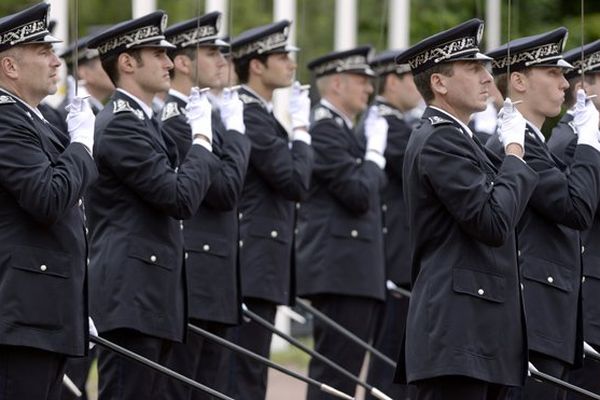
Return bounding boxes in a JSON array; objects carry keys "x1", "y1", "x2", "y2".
[
  {"x1": 113, "y1": 99, "x2": 145, "y2": 120},
  {"x1": 0, "y1": 94, "x2": 16, "y2": 105},
  {"x1": 377, "y1": 103, "x2": 404, "y2": 119},
  {"x1": 313, "y1": 106, "x2": 333, "y2": 122},
  {"x1": 161, "y1": 101, "x2": 182, "y2": 122},
  {"x1": 239, "y1": 93, "x2": 262, "y2": 107},
  {"x1": 428, "y1": 116, "x2": 452, "y2": 126}
]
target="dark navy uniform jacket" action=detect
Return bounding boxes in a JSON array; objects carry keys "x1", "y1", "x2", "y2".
[
  {"x1": 161, "y1": 91, "x2": 251, "y2": 325},
  {"x1": 399, "y1": 106, "x2": 538, "y2": 386},
  {"x1": 549, "y1": 112, "x2": 600, "y2": 347},
  {"x1": 488, "y1": 120, "x2": 600, "y2": 367},
  {"x1": 295, "y1": 100, "x2": 386, "y2": 301},
  {"x1": 237, "y1": 86, "x2": 313, "y2": 305},
  {"x1": 0, "y1": 89, "x2": 97, "y2": 356},
  {"x1": 376, "y1": 98, "x2": 414, "y2": 286},
  {"x1": 86, "y1": 89, "x2": 219, "y2": 342}
]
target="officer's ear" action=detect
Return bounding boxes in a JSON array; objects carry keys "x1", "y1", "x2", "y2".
[
  {"x1": 173, "y1": 54, "x2": 191, "y2": 76},
  {"x1": 430, "y1": 72, "x2": 448, "y2": 96},
  {"x1": 0, "y1": 50, "x2": 20, "y2": 79},
  {"x1": 118, "y1": 52, "x2": 140, "y2": 76},
  {"x1": 249, "y1": 58, "x2": 266, "y2": 77},
  {"x1": 510, "y1": 71, "x2": 527, "y2": 94}
]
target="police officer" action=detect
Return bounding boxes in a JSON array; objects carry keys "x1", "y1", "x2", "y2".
[
  {"x1": 546, "y1": 41, "x2": 600, "y2": 399},
  {"x1": 60, "y1": 35, "x2": 115, "y2": 115},
  {"x1": 364, "y1": 49, "x2": 422, "y2": 400},
  {"x1": 160, "y1": 12, "x2": 251, "y2": 400},
  {"x1": 0, "y1": 3, "x2": 97, "y2": 399},
  {"x1": 224, "y1": 20, "x2": 313, "y2": 400},
  {"x1": 396, "y1": 19, "x2": 539, "y2": 399},
  {"x1": 295, "y1": 46, "x2": 387, "y2": 399},
  {"x1": 57, "y1": 35, "x2": 114, "y2": 400},
  {"x1": 85, "y1": 11, "x2": 219, "y2": 400},
  {"x1": 486, "y1": 29, "x2": 600, "y2": 399}
]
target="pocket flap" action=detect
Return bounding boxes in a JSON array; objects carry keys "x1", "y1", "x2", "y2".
[
  {"x1": 330, "y1": 220, "x2": 373, "y2": 242},
  {"x1": 11, "y1": 246, "x2": 71, "y2": 279},
  {"x1": 128, "y1": 238, "x2": 176, "y2": 270},
  {"x1": 453, "y1": 267, "x2": 506, "y2": 303},
  {"x1": 248, "y1": 218, "x2": 290, "y2": 243},
  {"x1": 521, "y1": 257, "x2": 573, "y2": 292},
  {"x1": 187, "y1": 233, "x2": 229, "y2": 257}
]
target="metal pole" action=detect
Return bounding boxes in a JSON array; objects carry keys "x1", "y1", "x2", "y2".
[
  {"x1": 242, "y1": 305, "x2": 394, "y2": 400},
  {"x1": 90, "y1": 335, "x2": 233, "y2": 400},
  {"x1": 187, "y1": 323, "x2": 355, "y2": 400},
  {"x1": 486, "y1": 0, "x2": 501, "y2": 51},
  {"x1": 389, "y1": 0, "x2": 409, "y2": 49},
  {"x1": 334, "y1": 0, "x2": 357, "y2": 50},
  {"x1": 296, "y1": 299, "x2": 397, "y2": 368},
  {"x1": 206, "y1": 0, "x2": 229, "y2": 34},
  {"x1": 132, "y1": 0, "x2": 156, "y2": 18},
  {"x1": 529, "y1": 363, "x2": 600, "y2": 400}
]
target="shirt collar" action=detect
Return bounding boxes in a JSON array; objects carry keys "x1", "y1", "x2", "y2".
[
  {"x1": 526, "y1": 120, "x2": 546, "y2": 142},
  {"x1": 241, "y1": 84, "x2": 273, "y2": 113},
  {"x1": 0, "y1": 88, "x2": 45, "y2": 121},
  {"x1": 320, "y1": 98, "x2": 354, "y2": 129},
  {"x1": 168, "y1": 88, "x2": 189, "y2": 104},
  {"x1": 116, "y1": 88, "x2": 153, "y2": 118},
  {"x1": 429, "y1": 105, "x2": 474, "y2": 138}
]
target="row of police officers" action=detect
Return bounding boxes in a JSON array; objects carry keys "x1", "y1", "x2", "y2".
[{"x1": 2, "y1": 2, "x2": 600, "y2": 400}]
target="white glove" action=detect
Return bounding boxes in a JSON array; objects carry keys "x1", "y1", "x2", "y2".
[
  {"x1": 574, "y1": 89, "x2": 600, "y2": 151},
  {"x1": 185, "y1": 87, "x2": 213, "y2": 143},
  {"x1": 66, "y1": 96, "x2": 95, "y2": 154},
  {"x1": 289, "y1": 81, "x2": 310, "y2": 129},
  {"x1": 218, "y1": 88, "x2": 245, "y2": 134},
  {"x1": 88, "y1": 316, "x2": 98, "y2": 349},
  {"x1": 498, "y1": 97, "x2": 525, "y2": 150},
  {"x1": 364, "y1": 106, "x2": 389, "y2": 155}
]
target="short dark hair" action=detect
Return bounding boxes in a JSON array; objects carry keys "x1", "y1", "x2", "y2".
[
  {"x1": 413, "y1": 62, "x2": 454, "y2": 103},
  {"x1": 100, "y1": 48, "x2": 144, "y2": 87},
  {"x1": 167, "y1": 47, "x2": 197, "y2": 79},
  {"x1": 565, "y1": 73, "x2": 597, "y2": 108},
  {"x1": 234, "y1": 53, "x2": 269, "y2": 84},
  {"x1": 376, "y1": 72, "x2": 409, "y2": 95}
]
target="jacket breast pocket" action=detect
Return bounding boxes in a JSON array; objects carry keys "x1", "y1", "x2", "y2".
[
  {"x1": 521, "y1": 257, "x2": 573, "y2": 292},
  {"x1": 5, "y1": 246, "x2": 73, "y2": 330},
  {"x1": 127, "y1": 239, "x2": 177, "y2": 271},
  {"x1": 452, "y1": 267, "x2": 506, "y2": 303},
  {"x1": 248, "y1": 218, "x2": 290, "y2": 244},
  {"x1": 187, "y1": 234, "x2": 229, "y2": 258},
  {"x1": 330, "y1": 220, "x2": 374, "y2": 242}
]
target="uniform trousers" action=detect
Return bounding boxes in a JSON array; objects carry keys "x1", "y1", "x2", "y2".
[
  {"x1": 97, "y1": 328, "x2": 173, "y2": 400},
  {"x1": 223, "y1": 297, "x2": 277, "y2": 400},
  {"x1": 366, "y1": 290, "x2": 416, "y2": 400},
  {"x1": 520, "y1": 350, "x2": 569, "y2": 400},
  {"x1": 0, "y1": 344, "x2": 66, "y2": 400},
  {"x1": 306, "y1": 294, "x2": 379, "y2": 400},
  {"x1": 60, "y1": 348, "x2": 96, "y2": 400},
  {"x1": 161, "y1": 320, "x2": 228, "y2": 400},
  {"x1": 414, "y1": 376, "x2": 515, "y2": 400},
  {"x1": 567, "y1": 343, "x2": 600, "y2": 400}
]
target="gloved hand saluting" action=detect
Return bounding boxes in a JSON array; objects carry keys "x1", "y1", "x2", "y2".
[
  {"x1": 289, "y1": 81, "x2": 311, "y2": 130},
  {"x1": 66, "y1": 96, "x2": 95, "y2": 155},
  {"x1": 219, "y1": 87, "x2": 245, "y2": 134},
  {"x1": 574, "y1": 89, "x2": 600, "y2": 152},
  {"x1": 364, "y1": 106, "x2": 388, "y2": 169},
  {"x1": 185, "y1": 87, "x2": 213, "y2": 145},
  {"x1": 498, "y1": 97, "x2": 525, "y2": 154}
]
